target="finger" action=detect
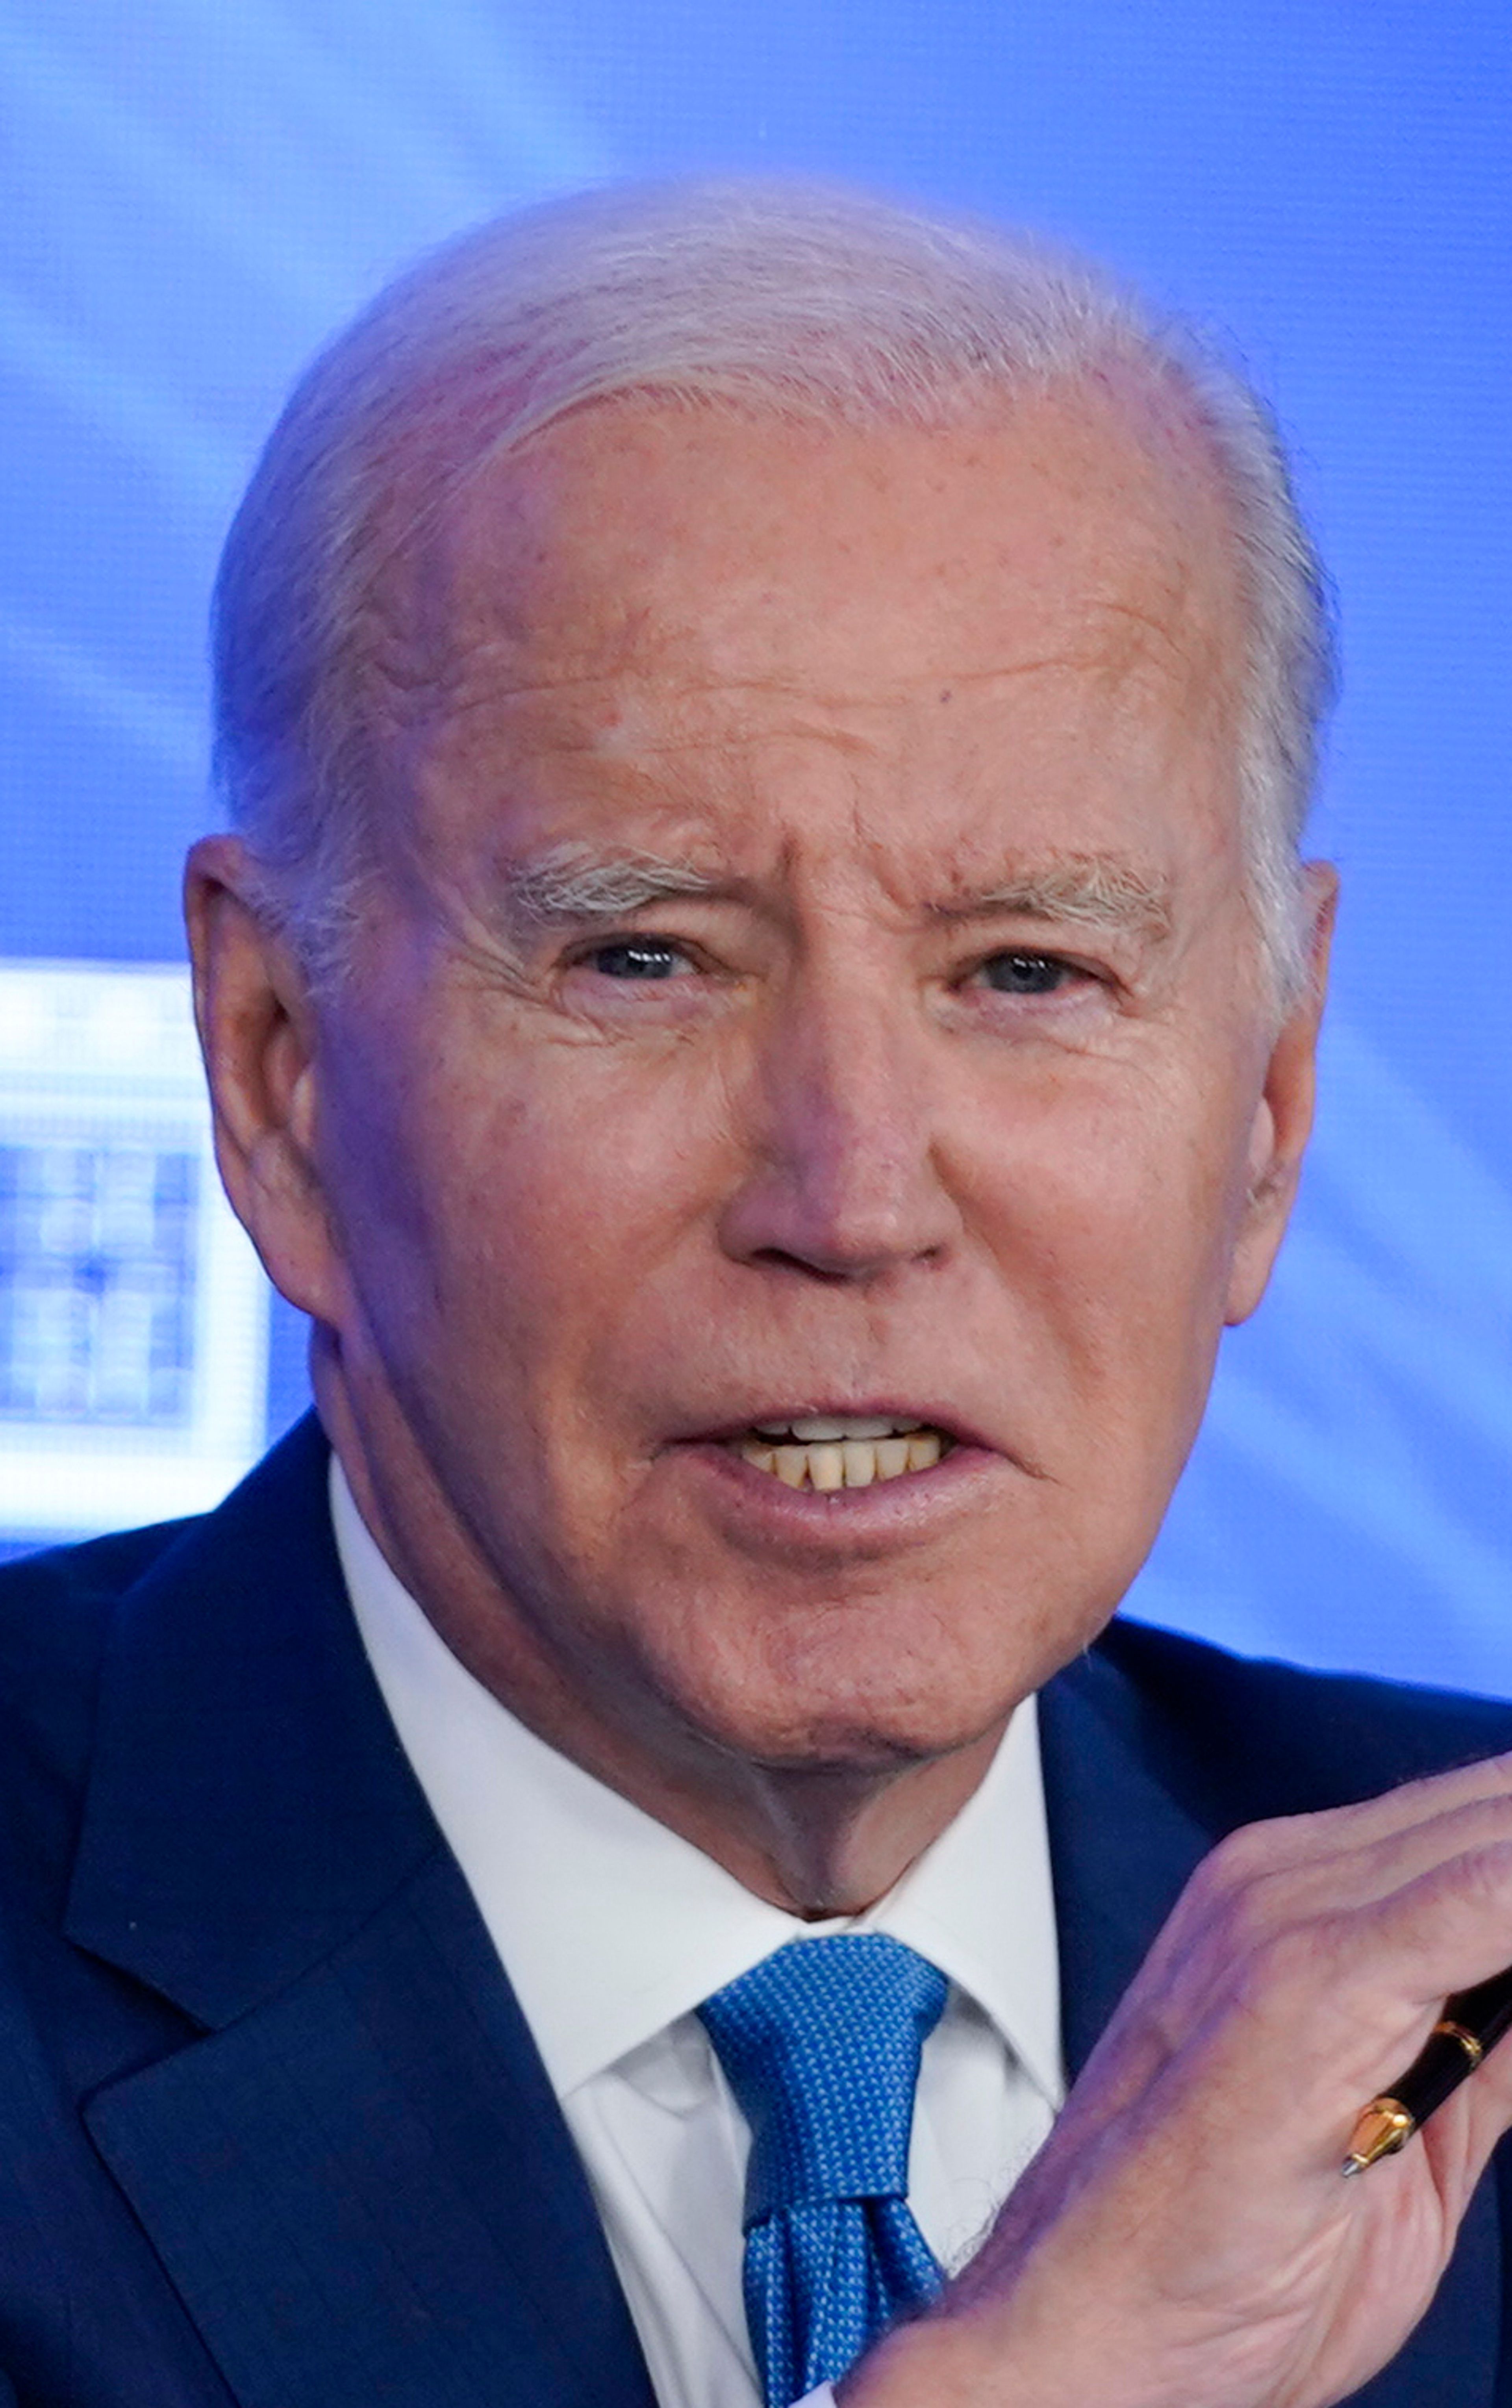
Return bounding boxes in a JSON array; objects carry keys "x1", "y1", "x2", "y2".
[
  {"x1": 1221, "y1": 1790, "x2": 1512, "y2": 1949},
  {"x1": 1134, "y1": 1781, "x2": 1512, "y2": 2017},
  {"x1": 1117, "y1": 1831, "x2": 1512, "y2": 2108},
  {"x1": 1247, "y1": 1839, "x2": 1512, "y2": 2086},
  {"x1": 1193, "y1": 1750, "x2": 1512, "y2": 1887}
]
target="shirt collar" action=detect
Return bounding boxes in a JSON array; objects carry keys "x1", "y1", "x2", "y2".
[{"x1": 332, "y1": 1460, "x2": 1063, "y2": 2108}]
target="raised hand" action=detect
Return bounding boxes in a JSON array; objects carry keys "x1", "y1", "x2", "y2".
[{"x1": 845, "y1": 1754, "x2": 1512, "y2": 2408}]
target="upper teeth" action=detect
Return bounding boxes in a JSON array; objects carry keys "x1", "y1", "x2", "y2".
[
  {"x1": 753, "y1": 1415, "x2": 921, "y2": 1442},
  {"x1": 736, "y1": 1420, "x2": 947, "y2": 1490}
]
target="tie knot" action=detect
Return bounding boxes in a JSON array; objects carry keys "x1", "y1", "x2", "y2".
[{"x1": 699, "y1": 1934, "x2": 947, "y2": 2224}]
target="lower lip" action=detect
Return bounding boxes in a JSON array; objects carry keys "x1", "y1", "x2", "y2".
[{"x1": 676, "y1": 1437, "x2": 996, "y2": 1539}]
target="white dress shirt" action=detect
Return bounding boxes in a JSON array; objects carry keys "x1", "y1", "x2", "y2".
[{"x1": 332, "y1": 1463, "x2": 1065, "y2": 2408}]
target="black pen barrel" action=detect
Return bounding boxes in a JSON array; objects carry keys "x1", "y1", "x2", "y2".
[
  {"x1": 1440, "y1": 1967, "x2": 1512, "y2": 2056},
  {"x1": 1388, "y1": 1968, "x2": 1512, "y2": 2130},
  {"x1": 1394, "y1": 2028, "x2": 1492, "y2": 2125}
]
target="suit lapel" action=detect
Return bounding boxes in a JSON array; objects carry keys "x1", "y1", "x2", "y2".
[
  {"x1": 1038, "y1": 1639, "x2": 1214, "y2": 2081},
  {"x1": 66, "y1": 1419, "x2": 655, "y2": 2408}
]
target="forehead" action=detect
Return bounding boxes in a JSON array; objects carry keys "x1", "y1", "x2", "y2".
[
  {"x1": 435, "y1": 381, "x2": 1236, "y2": 664},
  {"x1": 374, "y1": 382, "x2": 1249, "y2": 884}
]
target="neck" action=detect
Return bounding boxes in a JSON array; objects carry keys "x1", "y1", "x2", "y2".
[{"x1": 673, "y1": 1734, "x2": 1009, "y2": 1916}]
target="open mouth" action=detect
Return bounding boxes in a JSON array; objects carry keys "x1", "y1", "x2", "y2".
[{"x1": 726, "y1": 1414, "x2": 952, "y2": 1491}]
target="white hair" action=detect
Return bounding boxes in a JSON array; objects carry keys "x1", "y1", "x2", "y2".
[{"x1": 211, "y1": 176, "x2": 1335, "y2": 1001}]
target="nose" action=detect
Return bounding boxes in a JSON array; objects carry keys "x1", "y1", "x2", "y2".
[{"x1": 717, "y1": 968, "x2": 963, "y2": 1283}]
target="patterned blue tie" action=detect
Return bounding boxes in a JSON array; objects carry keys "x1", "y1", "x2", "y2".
[{"x1": 698, "y1": 1934, "x2": 947, "y2": 2407}]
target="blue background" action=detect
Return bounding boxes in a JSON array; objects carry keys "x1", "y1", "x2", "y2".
[{"x1": 1, "y1": 0, "x2": 1507, "y2": 1685}]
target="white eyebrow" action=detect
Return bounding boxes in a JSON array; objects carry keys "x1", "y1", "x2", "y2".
[
  {"x1": 498, "y1": 842, "x2": 723, "y2": 928},
  {"x1": 928, "y1": 857, "x2": 1175, "y2": 942},
  {"x1": 485, "y1": 842, "x2": 1173, "y2": 953}
]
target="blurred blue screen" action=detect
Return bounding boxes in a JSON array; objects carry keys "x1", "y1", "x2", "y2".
[{"x1": 0, "y1": 1, "x2": 1507, "y2": 1684}]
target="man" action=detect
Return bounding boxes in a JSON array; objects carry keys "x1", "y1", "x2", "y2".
[{"x1": 3, "y1": 178, "x2": 1512, "y2": 2408}]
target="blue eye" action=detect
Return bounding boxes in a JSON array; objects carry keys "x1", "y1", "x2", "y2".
[
  {"x1": 979, "y1": 951, "x2": 1070, "y2": 995},
  {"x1": 587, "y1": 938, "x2": 685, "y2": 980}
]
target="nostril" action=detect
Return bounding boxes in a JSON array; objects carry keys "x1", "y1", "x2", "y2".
[
  {"x1": 746, "y1": 1241, "x2": 936, "y2": 1285},
  {"x1": 749, "y1": 1246, "x2": 860, "y2": 1282}
]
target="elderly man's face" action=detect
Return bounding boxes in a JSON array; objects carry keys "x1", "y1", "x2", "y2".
[{"x1": 229, "y1": 386, "x2": 1325, "y2": 1823}]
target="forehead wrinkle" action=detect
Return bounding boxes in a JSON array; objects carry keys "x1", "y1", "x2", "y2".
[
  {"x1": 389, "y1": 525, "x2": 1215, "y2": 758},
  {"x1": 414, "y1": 587, "x2": 1188, "y2": 727},
  {"x1": 1091, "y1": 591, "x2": 1239, "y2": 695}
]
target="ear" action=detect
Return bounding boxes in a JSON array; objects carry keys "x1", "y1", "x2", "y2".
[
  {"x1": 1223, "y1": 861, "x2": 1338, "y2": 1325},
  {"x1": 184, "y1": 836, "x2": 350, "y2": 1326}
]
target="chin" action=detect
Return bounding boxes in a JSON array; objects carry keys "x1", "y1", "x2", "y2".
[
  {"x1": 626, "y1": 1562, "x2": 1104, "y2": 1785},
  {"x1": 680, "y1": 1649, "x2": 1026, "y2": 1779}
]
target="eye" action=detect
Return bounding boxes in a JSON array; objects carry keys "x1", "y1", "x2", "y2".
[
  {"x1": 975, "y1": 949, "x2": 1079, "y2": 996},
  {"x1": 582, "y1": 937, "x2": 691, "y2": 981}
]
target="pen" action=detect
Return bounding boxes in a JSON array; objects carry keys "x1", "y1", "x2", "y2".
[{"x1": 1342, "y1": 1966, "x2": 1512, "y2": 2175}]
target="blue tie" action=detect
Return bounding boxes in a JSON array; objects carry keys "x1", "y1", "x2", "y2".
[{"x1": 698, "y1": 1934, "x2": 947, "y2": 2407}]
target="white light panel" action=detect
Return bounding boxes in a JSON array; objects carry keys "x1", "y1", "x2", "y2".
[{"x1": 0, "y1": 962, "x2": 268, "y2": 1537}]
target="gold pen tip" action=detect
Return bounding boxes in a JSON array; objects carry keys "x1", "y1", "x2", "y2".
[{"x1": 1341, "y1": 2098, "x2": 1415, "y2": 2177}]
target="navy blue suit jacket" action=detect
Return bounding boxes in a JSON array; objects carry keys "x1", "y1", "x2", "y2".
[{"x1": 3, "y1": 1413, "x2": 1512, "y2": 2406}]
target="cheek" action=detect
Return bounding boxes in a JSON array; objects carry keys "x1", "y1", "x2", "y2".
[
  {"x1": 323, "y1": 1020, "x2": 727, "y2": 1412},
  {"x1": 969, "y1": 1058, "x2": 1257, "y2": 1408}
]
